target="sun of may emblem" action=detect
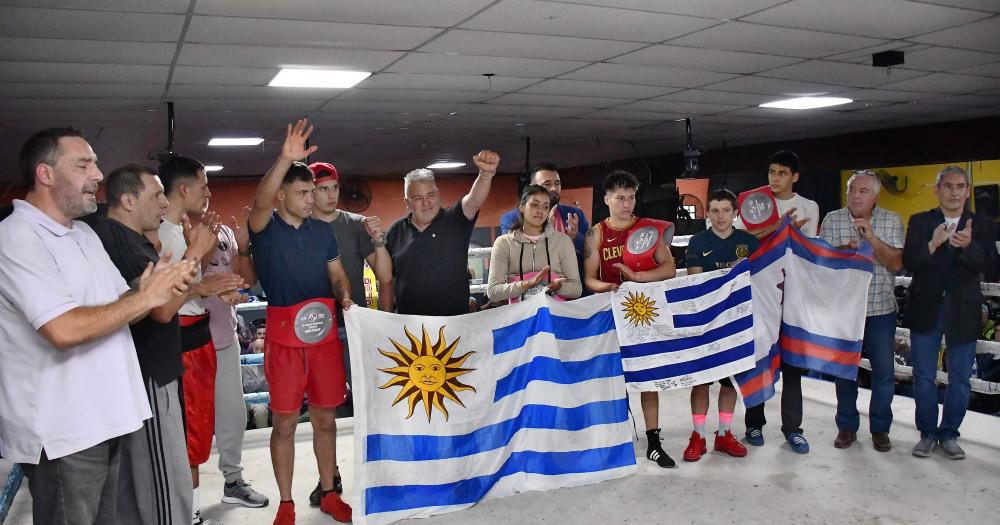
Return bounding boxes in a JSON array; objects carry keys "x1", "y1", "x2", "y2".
[
  {"x1": 378, "y1": 325, "x2": 476, "y2": 422},
  {"x1": 621, "y1": 291, "x2": 660, "y2": 327}
]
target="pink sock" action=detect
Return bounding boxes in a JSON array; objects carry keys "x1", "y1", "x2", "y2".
[
  {"x1": 718, "y1": 411, "x2": 734, "y2": 434},
  {"x1": 692, "y1": 414, "x2": 707, "y2": 437}
]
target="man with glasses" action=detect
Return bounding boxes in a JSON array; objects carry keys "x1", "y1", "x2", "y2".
[
  {"x1": 903, "y1": 166, "x2": 996, "y2": 459},
  {"x1": 820, "y1": 170, "x2": 904, "y2": 452}
]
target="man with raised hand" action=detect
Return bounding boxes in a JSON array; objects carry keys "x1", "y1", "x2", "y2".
[{"x1": 248, "y1": 119, "x2": 354, "y2": 524}]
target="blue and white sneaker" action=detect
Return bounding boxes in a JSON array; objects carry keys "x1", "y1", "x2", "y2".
[
  {"x1": 786, "y1": 432, "x2": 810, "y2": 454},
  {"x1": 745, "y1": 427, "x2": 765, "y2": 447}
]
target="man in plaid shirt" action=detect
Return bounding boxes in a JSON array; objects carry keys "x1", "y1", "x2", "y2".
[{"x1": 820, "y1": 169, "x2": 904, "y2": 452}]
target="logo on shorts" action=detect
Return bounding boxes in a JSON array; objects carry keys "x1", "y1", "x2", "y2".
[
  {"x1": 294, "y1": 301, "x2": 334, "y2": 344},
  {"x1": 378, "y1": 325, "x2": 476, "y2": 422}
]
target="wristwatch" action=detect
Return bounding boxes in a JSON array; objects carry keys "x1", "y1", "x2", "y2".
[{"x1": 374, "y1": 233, "x2": 386, "y2": 247}]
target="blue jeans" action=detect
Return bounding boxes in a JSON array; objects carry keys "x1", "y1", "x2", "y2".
[
  {"x1": 910, "y1": 310, "x2": 977, "y2": 440},
  {"x1": 835, "y1": 312, "x2": 897, "y2": 434}
]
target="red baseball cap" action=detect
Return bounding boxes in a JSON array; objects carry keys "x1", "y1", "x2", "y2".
[{"x1": 309, "y1": 162, "x2": 339, "y2": 184}]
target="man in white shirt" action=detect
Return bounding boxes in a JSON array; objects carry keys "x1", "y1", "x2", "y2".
[
  {"x1": 737, "y1": 150, "x2": 820, "y2": 455},
  {"x1": 0, "y1": 127, "x2": 195, "y2": 524}
]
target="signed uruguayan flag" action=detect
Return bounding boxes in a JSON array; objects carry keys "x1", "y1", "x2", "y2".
[
  {"x1": 611, "y1": 260, "x2": 756, "y2": 391},
  {"x1": 345, "y1": 293, "x2": 636, "y2": 525}
]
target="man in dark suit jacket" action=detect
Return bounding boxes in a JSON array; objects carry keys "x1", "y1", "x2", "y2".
[{"x1": 903, "y1": 165, "x2": 996, "y2": 460}]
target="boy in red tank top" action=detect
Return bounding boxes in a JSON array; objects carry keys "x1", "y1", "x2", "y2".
[{"x1": 584, "y1": 170, "x2": 678, "y2": 468}]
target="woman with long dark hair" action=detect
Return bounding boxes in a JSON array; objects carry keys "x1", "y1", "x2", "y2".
[{"x1": 487, "y1": 184, "x2": 581, "y2": 303}]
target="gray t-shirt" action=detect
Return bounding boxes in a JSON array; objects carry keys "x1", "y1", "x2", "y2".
[{"x1": 327, "y1": 211, "x2": 375, "y2": 308}]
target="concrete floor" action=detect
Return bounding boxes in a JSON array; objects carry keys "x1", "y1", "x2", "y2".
[{"x1": 4, "y1": 377, "x2": 999, "y2": 524}]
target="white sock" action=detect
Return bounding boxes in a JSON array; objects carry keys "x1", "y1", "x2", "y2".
[{"x1": 192, "y1": 488, "x2": 201, "y2": 522}]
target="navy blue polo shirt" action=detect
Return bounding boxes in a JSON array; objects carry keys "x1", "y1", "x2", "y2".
[
  {"x1": 386, "y1": 202, "x2": 477, "y2": 316},
  {"x1": 685, "y1": 228, "x2": 760, "y2": 271},
  {"x1": 250, "y1": 211, "x2": 340, "y2": 307}
]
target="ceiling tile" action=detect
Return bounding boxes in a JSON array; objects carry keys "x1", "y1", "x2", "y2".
[
  {"x1": 832, "y1": 88, "x2": 944, "y2": 103},
  {"x1": 460, "y1": 0, "x2": 719, "y2": 42},
  {"x1": 742, "y1": 0, "x2": 991, "y2": 39},
  {"x1": 486, "y1": 93, "x2": 630, "y2": 108},
  {"x1": 360, "y1": 73, "x2": 539, "y2": 91},
  {"x1": 879, "y1": 72, "x2": 1000, "y2": 93},
  {"x1": 386, "y1": 53, "x2": 584, "y2": 77},
  {"x1": 520, "y1": 79, "x2": 679, "y2": 98},
  {"x1": 0, "y1": 7, "x2": 185, "y2": 41},
  {"x1": 459, "y1": 104, "x2": 594, "y2": 118},
  {"x1": 697, "y1": 75, "x2": 837, "y2": 97},
  {"x1": 914, "y1": 1, "x2": 1000, "y2": 13},
  {"x1": 758, "y1": 60, "x2": 927, "y2": 88},
  {"x1": 910, "y1": 16, "x2": 1000, "y2": 53},
  {"x1": 420, "y1": 30, "x2": 645, "y2": 61},
  {"x1": 561, "y1": 63, "x2": 737, "y2": 87},
  {"x1": 1, "y1": 0, "x2": 190, "y2": 12},
  {"x1": 584, "y1": 108, "x2": 683, "y2": 121},
  {"x1": 194, "y1": 0, "x2": 493, "y2": 26},
  {"x1": 655, "y1": 89, "x2": 777, "y2": 106},
  {"x1": 901, "y1": 47, "x2": 1000, "y2": 71},
  {"x1": 669, "y1": 21, "x2": 887, "y2": 59},
  {"x1": 952, "y1": 62, "x2": 1000, "y2": 78},
  {"x1": 177, "y1": 44, "x2": 403, "y2": 70},
  {"x1": 176, "y1": 98, "x2": 327, "y2": 113},
  {"x1": 617, "y1": 100, "x2": 747, "y2": 115},
  {"x1": 611, "y1": 45, "x2": 802, "y2": 74},
  {"x1": 0, "y1": 62, "x2": 170, "y2": 84},
  {"x1": 165, "y1": 85, "x2": 342, "y2": 99},
  {"x1": 548, "y1": 0, "x2": 787, "y2": 18},
  {"x1": 0, "y1": 83, "x2": 164, "y2": 98},
  {"x1": 823, "y1": 42, "x2": 930, "y2": 64},
  {"x1": 336, "y1": 89, "x2": 496, "y2": 103},
  {"x1": 170, "y1": 66, "x2": 279, "y2": 85},
  {"x1": 0, "y1": 38, "x2": 176, "y2": 65},
  {"x1": 184, "y1": 16, "x2": 441, "y2": 50}
]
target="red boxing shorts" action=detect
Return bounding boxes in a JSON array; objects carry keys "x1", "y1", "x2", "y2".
[
  {"x1": 180, "y1": 313, "x2": 217, "y2": 466},
  {"x1": 264, "y1": 298, "x2": 347, "y2": 414}
]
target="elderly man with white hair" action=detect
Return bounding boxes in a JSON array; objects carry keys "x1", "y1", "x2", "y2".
[
  {"x1": 820, "y1": 169, "x2": 904, "y2": 453},
  {"x1": 385, "y1": 150, "x2": 499, "y2": 316}
]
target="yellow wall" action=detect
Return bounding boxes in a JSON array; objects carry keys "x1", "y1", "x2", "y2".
[{"x1": 839, "y1": 160, "x2": 1000, "y2": 224}]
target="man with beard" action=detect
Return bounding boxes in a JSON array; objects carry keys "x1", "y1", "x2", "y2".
[
  {"x1": 94, "y1": 164, "x2": 242, "y2": 524},
  {"x1": 157, "y1": 156, "x2": 245, "y2": 524},
  {"x1": 0, "y1": 127, "x2": 196, "y2": 524},
  {"x1": 500, "y1": 162, "x2": 588, "y2": 253},
  {"x1": 248, "y1": 119, "x2": 354, "y2": 524}
]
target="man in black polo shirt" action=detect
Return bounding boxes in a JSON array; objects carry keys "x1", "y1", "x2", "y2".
[
  {"x1": 93, "y1": 164, "x2": 243, "y2": 525},
  {"x1": 386, "y1": 150, "x2": 499, "y2": 315}
]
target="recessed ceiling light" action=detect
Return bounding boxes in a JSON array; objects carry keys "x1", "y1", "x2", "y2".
[
  {"x1": 759, "y1": 97, "x2": 853, "y2": 110},
  {"x1": 427, "y1": 162, "x2": 466, "y2": 169},
  {"x1": 208, "y1": 137, "x2": 264, "y2": 146},
  {"x1": 204, "y1": 165, "x2": 224, "y2": 172},
  {"x1": 268, "y1": 68, "x2": 371, "y2": 88}
]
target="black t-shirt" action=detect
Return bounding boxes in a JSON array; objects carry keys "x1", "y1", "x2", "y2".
[
  {"x1": 92, "y1": 216, "x2": 183, "y2": 386},
  {"x1": 386, "y1": 202, "x2": 477, "y2": 316}
]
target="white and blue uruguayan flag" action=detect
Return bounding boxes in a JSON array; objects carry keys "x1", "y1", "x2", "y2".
[
  {"x1": 345, "y1": 293, "x2": 636, "y2": 525},
  {"x1": 611, "y1": 259, "x2": 756, "y2": 391}
]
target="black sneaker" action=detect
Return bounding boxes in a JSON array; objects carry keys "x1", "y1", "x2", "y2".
[
  {"x1": 645, "y1": 428, "x2": 676, "y2": 468},
  {"x1": 309, "y1": 472, "x2": 343, "y2": 507}
]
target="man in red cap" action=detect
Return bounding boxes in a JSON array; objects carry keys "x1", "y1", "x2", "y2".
[{"x1": 306, "y1": 161, "x2": 393, "y2": 505}]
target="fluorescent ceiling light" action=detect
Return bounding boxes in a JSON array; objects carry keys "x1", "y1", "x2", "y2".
[
  {"x1": 759, "y1": 97, "x2": 853, "y2": 110},
  {"x1": 204, "y1": 165, "x2": 224, "y2": 172},
  {"x1": 208, "y1": 137, "x2": 264, "y2": 147},
  {"x1": 268, "y1": 68, "x2": 371, "y2": 88},
  {"x1": 427, "y1": 162, "x2": 466, "y2": 169}
]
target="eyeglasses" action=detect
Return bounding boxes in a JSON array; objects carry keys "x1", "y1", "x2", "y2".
[{"x1": 853, "y1": 169, "x2": 877, "y2": 177}]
